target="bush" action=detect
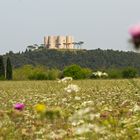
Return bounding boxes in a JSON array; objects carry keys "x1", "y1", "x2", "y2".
[
  {"x1": 13, "y1": 65, "x2": 62, "y2": 80},
  {"x1": 107, "y1": 69, "x2": 122, "y2": 79},
  {"x1": 63, "y1": 64, "x2": 92, "y2": 79},
  {"x1": 13, "y1": 65, "x2": 48, "y2": 80},
  {"x1": 28, "y1": 72, "x2": 47, "y2": 80},
  {"x1": 28, "y1": 69, "x2": 62, "y2": 80},
  {"x1": 47, "y1": 69, "x2": 62, "y2": 80},
  {"x1": 81, "y1": 68, "x2": 93, "y2": 79},
  {"x1": 13, "y1": 65, "x2": 34, "y2": 80},
  {"x1": 0, "y1": 76, "x2": 5, "y2": 80},
  {"x1": 122, "y1": 67, "x2": 138, "y2": 78}
]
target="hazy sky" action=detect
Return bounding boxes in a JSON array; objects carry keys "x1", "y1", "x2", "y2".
[{"x1": 0, "y1": 0, "x2": 140, "y2": 54}]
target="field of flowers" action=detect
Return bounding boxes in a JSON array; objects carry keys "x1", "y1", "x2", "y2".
[{"x1": 0, "y1": 79, "x2": 140, "y2": 139}]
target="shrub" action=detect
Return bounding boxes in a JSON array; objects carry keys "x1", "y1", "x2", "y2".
[
  {"x1": 81, "y1": 68, "x2": 93, "y2": 79},
  {"x1": 0, "y1": 76, "x2": 5, "y2": 80},
  {"x1": 107, "y1": 69, "x2": 122, "y2": 79},
  {"x1": 47, "y1": 69, "x2": 62, "y2": 80},
  {"x1": 63, "y1": 64, "x2": 91, "y2": 79},
  {"x1": 122, "y1": 67, "x2": 138, "y2": 78},
  {"x1": 28, "y1": 72, "x2": 48, "y2": 80},
  {"x1": 13, "y1": 65, "x2": 34, "y2": 80},
  {"x1": 13, "y1": 65, "x2": 49, "y2": 80},
  {"x1": 13, "y1": 65, "x2": 62, "y2": 80}
]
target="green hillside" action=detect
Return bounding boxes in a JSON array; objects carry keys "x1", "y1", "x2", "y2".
[{"x1": 4, "y1": 49, "x2": 140, "y2": 70}]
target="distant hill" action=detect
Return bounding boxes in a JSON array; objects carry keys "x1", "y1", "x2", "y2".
[{"x1": 3, "y1": 49, "x2": 140, "y2": 71}]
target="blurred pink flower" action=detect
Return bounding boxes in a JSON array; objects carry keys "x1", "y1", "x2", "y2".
[
  {"x1": 14, "y1": 103, "x2": 25, "y2": 111},
  {"x1": 129, "y1": 24, "x2": 140, "y2": 38}
]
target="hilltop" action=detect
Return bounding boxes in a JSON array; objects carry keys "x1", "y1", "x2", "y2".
[{"x1": 4, "y1": 49, "x2": 140, "y2": 70}]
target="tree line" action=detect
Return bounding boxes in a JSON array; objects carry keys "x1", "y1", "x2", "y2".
[
  {"x1": 0, "y1": 56, "x2": 12, "y2": 80},
  {"x1": 0, "y1": 56, "x2": 138, "y2": 81},
  {"x1": 4, "y1": 49, "x2": 140, "y2": 74},
  {"x1": 13, "y1": 64, "x2": 138, "y2": 80}
]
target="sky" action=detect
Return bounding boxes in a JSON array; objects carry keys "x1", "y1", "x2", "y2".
[{"x1": 0, "y1": 0, "x2": 140, "y2": 54}]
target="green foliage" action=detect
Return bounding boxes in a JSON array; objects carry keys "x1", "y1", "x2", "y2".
[
  {"x1": 13, "y1": 65, "x2": 48, "y2": 80},
  {"x1": 45, "y1": 107, "x2": 63, "y2": 120},
  {"x1": 47, "y1": 69, "x2": 62, "y2": 80},
  {"x1": 28, "y1": 73, "x2": 48, "y2": 80},
  {"x1": 81, "y1": 68, "x2": 93, "y2": 79},
  {"x1": 63, "y1": 65, "x2": 92, "y2": 79},
  {"x1": 28, "y1": 68, "x2": 61, "y2": 80},
  {"x1": 0, "y1": 56, "x2": 5, "y2": 79},
  {"x1": 28, "y1": 65, "x2": 49, "y2": 80},
  {"x1": 4, "y1": 49, "x2": 140, "y2": 72},
  {"x1": 13, "y1": 65, "x2": 62, "y2": 80},
  {"x1": 122, "y1": 67, "x2": 138, "y2": 78},
  {"x1": 106, "y1": 67, "x2": 138, "y2": 79},
  {"x1": 63, "y1": 64, "x2": 84, "y2": 79},
  {"x1": 107, "y1": 69, "x2": 122, "y2": 79},
  {"x1": 13, "y1": 64, "x2": 139, "y2": 80},
  {"x1": 13, "y1": 65, "x2": 34, "y2": 80},
  {"x1": 6, "y1": 57, "x2": 13, "y2": 80},
  {"x1": 0, "y1": 76, "x2": 5, "y2": 80}
]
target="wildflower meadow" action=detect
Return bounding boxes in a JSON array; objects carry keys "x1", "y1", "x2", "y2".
[{"x1": 0, "y1": 79, "x2": 140, "y2": 139}]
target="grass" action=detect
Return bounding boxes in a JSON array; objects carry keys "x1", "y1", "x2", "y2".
[{"x1": 0, "y1": 79, "x2": 140, "y2": 139}]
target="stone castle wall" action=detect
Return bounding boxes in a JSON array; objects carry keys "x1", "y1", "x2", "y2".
[{"x1": 44, "y1": 36, "x2": 74, "y2": 49}]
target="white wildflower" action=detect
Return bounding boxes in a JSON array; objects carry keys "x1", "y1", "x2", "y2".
[
  {"x1": 75, "y1": 123, "x2": 106, "y2": 135},
  {"x1": 72, "y1": 119, "x2": 84, "y2": 126},
  {"x1": 89, "y1": 113, "x2": 100, "y2": 120},
  {"x1": 81, "y1": 101, "x2": 94, "y2": 107},
  {"x1": 64, "y1": 84, "x2": 80, "y2": 93},
  {"x1": 131, "y1": 104, "x2": 140, "y2": 112},
  {"x1": 62, "y1": 98, "x2": 67, "y2": 102},
  {"x1": 77, "y1": 107, "x2": 92, "y2": 116},
  {"x1": 93, "y1": 124, "x2": 105, "y2": 134},
  {"x1": 75, "y1": 124, "x2": 94, "y2": 135},
  {"x1": 58, "y1": 77, "x2": 73, "y2": 83},
  {"x1": 75, "y1": 96, "x2": 81, "y2": 101},
  {"x1": 134, "y1": 128, "x2": 140, "y2": 132},
  {"x1": 47, "y1": 129, "x2": 67, "y2": 139},
  {"x1": 69, "y1": 107, "x2": 97, "y2": 125}
]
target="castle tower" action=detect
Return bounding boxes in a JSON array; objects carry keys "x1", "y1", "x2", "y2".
[
  {"x1": 48, "y1": 36, "x2": 56, "y2": 49},
  {"x1": 57, "y1": 36, "x2": 66, "y2": 49},
  {"x1": 44, "y1": 36, "x2": 48, "y2": 48},
  {"x1": 66, "y1": 36, "x2": 74, "y2": 49}
]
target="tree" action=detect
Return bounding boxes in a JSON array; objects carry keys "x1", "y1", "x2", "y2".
[
  {"x1": 27, "y1": 45, "x2": 36, "y2": 51},
  {"x1": 73, "y1": 41, "x2": 84, "y2": 49},
  {"x1": 6, "y1": 57, "x2": 13, "y2": 80},
  {"x1": 0, "y1": 56, "x2": 5, "y2": 79},
  {"x1": 78, "y1": 41, "x2": 84, "y2": 49}
]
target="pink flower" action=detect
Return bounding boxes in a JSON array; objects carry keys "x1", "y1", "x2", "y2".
[
  {"x1": 14, "y1": 103, "x2": 25, "y2": 111},
  {"x1": 129, "y1": 24, "x2": 140, "y2": 38}
]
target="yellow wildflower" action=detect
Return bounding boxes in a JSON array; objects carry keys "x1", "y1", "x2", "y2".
[{"x1": 34, "y1": 104, "x2": 46, "y2": 113}]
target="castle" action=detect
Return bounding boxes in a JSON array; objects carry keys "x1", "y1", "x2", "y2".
[{"x1": 44, "y1": 35, "x2": 74, "y2": 49}]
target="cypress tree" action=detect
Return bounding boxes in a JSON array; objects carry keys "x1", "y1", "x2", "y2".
[
  {"x1": 6, "y1": 57, "x2": 12, "y2": 80},
  {"x1": 0, "y1": 56, "x2": 5, "y2": 79}
]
